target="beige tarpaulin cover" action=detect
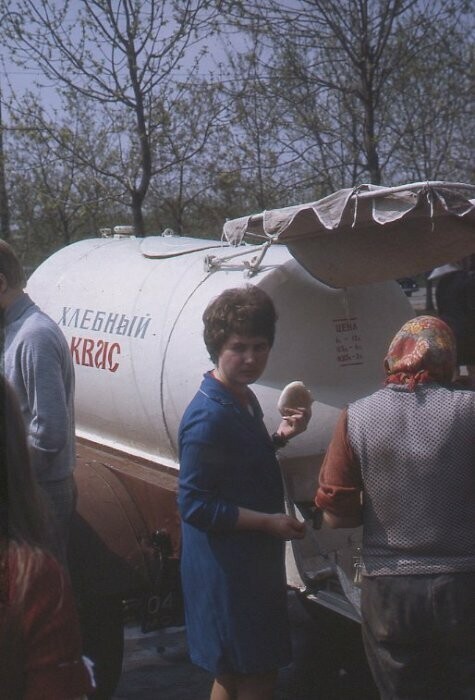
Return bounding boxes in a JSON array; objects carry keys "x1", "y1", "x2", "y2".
[{"x1": 222, "y1": 182, "x2": 475, "y2": 287}]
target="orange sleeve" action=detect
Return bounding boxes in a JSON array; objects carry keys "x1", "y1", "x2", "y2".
[{"x1": 315, "y1": 408, "x2": 363, "y2": 518}]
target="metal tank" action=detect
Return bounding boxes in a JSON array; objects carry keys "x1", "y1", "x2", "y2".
[
  {"x1": 27, "y1": 230, "x2": 413, "y2": 622},
  {"x1": 27, "y1": 233, "x2": 412, "y2": 464}
]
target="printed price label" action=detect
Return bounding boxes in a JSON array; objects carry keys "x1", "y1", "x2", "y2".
[{"x1": 333, "y1": 317, "x2": 364, "y2": 367}]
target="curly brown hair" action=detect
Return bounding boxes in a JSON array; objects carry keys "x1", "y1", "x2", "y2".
[{"x1": 203, "y1": 285, "x2": 277, "y2": 364}]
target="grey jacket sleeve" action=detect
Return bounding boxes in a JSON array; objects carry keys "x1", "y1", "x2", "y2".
[{"x1": 20, "y1": 323, "x2": 74, "y2": 474}]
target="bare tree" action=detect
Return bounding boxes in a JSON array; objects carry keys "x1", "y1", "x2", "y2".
[
  {"x1": 219, "y1": 37, "x2": 306, "y2": 210},
  {"x1": 386, "y1": 12, "x2": 474, "y2": 184},
  {"x1": 6, "y1": 90, "x2": 136, "y2": 265},
  {"x1": 0, "y1": 95, "x2": 10, "y2": 240},
  {"x1": 146, "y1": 77, "x2": 228, "y2": 235},
  {"x1": 2, "y1": 0, "x2": 221, "y2": 235},
  {"x1": 222, "y1": 0, "x2": 473, "y2": 187}
]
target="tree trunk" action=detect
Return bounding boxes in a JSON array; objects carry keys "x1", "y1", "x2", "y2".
[
  {"x1": 0, "y1": 99, "x2": 11, "y2": 240},
  {"x1": 131, "y1": 189, "x2": 146, "y2": 237}
]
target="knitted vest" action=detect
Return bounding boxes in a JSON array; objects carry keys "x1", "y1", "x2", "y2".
[{"x1": 347, "y1": 384, "x2": 475, "y2": 576}]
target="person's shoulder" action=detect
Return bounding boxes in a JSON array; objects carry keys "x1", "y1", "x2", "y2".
[
  {"x1": 20, "y1": 304, "x2": 68, "y2": 347},
  {"x1": 37, "y1": 547, "x2": 65, "y2": 576},
  {"x1": 7, "y1": 543, "x2": 65, "y2": 601},
  {"x1": 181, "y1": 388, "x2": 226, "y2": 426},
  {"x1": 450, "y1": 384, "x2": 475, "y2": 406},
  {"x1": 180, "y1": 390, "x2": 208, "y2": 423},
  {"x1": 179, "y1": 376, "x2": 233, "y2": 437},
  {"x1": 184, "y1": 373, "x2": 233, "y2": 410},
  {"x1": 424, "y1": 381, "x2": 475, "y2": 398},
  {"x1": 20, "y1": 544, "x2": 65, "y2": 579},
  {"x1": 350, "y1": 386, "x2": 387, "y2": 409},
  {"x1": 451, "y1": 376, "x2": 475, "y2": 392},
  {"x1": 24, "y1": 303, "x2": 59, "y2": 330},
  {"x1": 424, "y1": 384, "x2": 475, "y2": 414}
]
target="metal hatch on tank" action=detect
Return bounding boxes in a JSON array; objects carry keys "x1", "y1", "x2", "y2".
[{"x1": 25, "y1": 181, "x2": 475, "y2": 692}]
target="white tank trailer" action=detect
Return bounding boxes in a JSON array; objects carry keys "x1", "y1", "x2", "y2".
[
  {"x1": 28, "y1": 231, "x2": 412, "y2": 614},
  {"x1": 26, "y1": 183, "x2": 475, "y2": 694}
]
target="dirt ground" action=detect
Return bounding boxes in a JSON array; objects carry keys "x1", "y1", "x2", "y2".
[
  {"x1": 112, "y1": 592, "x2": 378, "y2": 700},
  {"x1": 112, "y1": 624, "x2": 212, "y2": 700}
]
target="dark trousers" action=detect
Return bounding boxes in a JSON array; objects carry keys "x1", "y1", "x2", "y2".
[
  {"x1": 361, "y1": 573, "x2": 475, "y2": 700},
  {"x1": 40, "y1": 474, "x2": 77, "y2": 568}
]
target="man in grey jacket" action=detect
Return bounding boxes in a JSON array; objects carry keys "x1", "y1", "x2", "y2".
[{"x1": 0, "y1": 240, "x2": 76, "y2": 565}]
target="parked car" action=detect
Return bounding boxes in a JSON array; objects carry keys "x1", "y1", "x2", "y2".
[{"x1": 397, "y1": 277, "x2": 419, "y2": 296}]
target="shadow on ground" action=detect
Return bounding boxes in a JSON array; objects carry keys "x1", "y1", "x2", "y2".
[{"x1": 113, "y1": 592, "x2": 378, "y2": 700}]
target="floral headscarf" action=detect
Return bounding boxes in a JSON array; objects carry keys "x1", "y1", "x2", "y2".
[{"x1": 384, "y1": 315, "x2": 456, "y2": 390}]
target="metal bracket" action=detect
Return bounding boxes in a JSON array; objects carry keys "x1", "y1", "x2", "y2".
[{"x1": 204, "y1": 240, "x2": 273, "y2": 277}]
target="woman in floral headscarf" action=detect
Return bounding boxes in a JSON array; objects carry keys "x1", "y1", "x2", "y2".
[
  {"x1": 384, "y1": 314, "x2": 457, "y2": 388},
  {"x1": 316, "y1": 315, "x2": 475, "y2": 700}
]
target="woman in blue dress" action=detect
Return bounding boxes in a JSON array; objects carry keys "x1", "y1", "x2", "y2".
[{"x1": 178, "y1": 285, "x2": 310, "y2": 700}]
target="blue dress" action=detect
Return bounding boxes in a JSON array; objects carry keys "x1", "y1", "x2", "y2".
[{"x1": 178, "y1": 372, "x2": 291, "y2": 675}]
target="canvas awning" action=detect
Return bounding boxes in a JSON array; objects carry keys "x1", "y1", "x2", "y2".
[{"x1": 222, "y1": 182, "x2": 475, "y2": 287}]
